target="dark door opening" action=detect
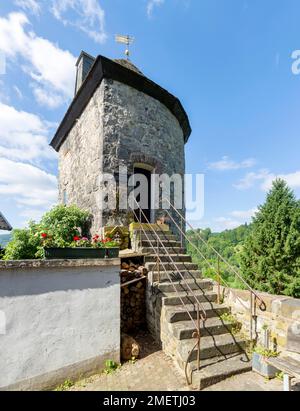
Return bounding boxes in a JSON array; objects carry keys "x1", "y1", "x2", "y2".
[{"x1": 133, "y1": 167, "x2": 152, "y2": 223}]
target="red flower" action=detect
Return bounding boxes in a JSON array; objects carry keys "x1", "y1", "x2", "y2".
[
  {"x1": 41, "y1": 233, "x2": 47, "y2": 239},
  {"x1": 73, "y1": 236, "x2": 80, "y2": 241}
]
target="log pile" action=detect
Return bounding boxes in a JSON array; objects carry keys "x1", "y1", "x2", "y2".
[{"x1": 121, "y1": 261, "x2": 147, "y2": 333}]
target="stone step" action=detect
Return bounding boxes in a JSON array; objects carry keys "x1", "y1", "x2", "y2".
[
  {"x1": 145, "y1": 261, "x2": 199, "y2": 272},
  {"x1": 158, "y1": 279, "x2": 212, "y2": 293},
  {"x1": 141, "y1": 239, "x2": 182, "y2": 248},
  {"x1": 177, "y1": 333, "x2": 247, "y2": 365},
  {"x1": 145, "y1": 254, "x2": 192, "y2": 264},
  {"x1": 162, "y1": 290, "x2": 218, "y2": 306},
  {"x1": 151, "y1": 270, "x2": 203, "y2": 282},
  {"x1": 141, "y1": 247, "x2": 186, "y2": 255},
  {"x1": 165, "y1": 302, "x2": 230, "y2": 323},
  {"x1": 136, "y1": 232, "x2": 177, "y2": 241},
  {"x1": 131, "y1": 224, "x2": 170, "y2": 233},
  {"x1": 189, "y1": 353, "x2": 252, "y2": 390},
  {"x1": 170, "y1": 317, "x2": 235, "y2": 340}
]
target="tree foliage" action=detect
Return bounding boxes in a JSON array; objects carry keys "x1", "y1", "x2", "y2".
[
  {"x1": 3, "y1": 205, "x2": 90, "y2": 260},
  {"x1": 240, "y1": 179, "x2": 300, "y2": 297},
  {"x1": 187, "y1": 224, "x2": 251, "y2": 289}
]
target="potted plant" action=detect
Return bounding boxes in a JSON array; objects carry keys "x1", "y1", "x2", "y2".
[
  {"x1": 43, "y1": 234, "x2": 106, "y2": 260},
  {"x1": 101, "y1": 237, "x2": 120, "y2": 258},
  {"x1": 252, "y1": 345, "x2": 280, "y2": 378}
]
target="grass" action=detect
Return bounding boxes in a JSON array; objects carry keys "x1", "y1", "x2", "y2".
[{"x1": 54, "y1": 379, "x2": 74, "y2": 391}]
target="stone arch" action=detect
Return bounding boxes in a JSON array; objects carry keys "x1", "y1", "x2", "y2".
[{"x1": 129, "y1": 153, "x2": 164, "y2": 175}]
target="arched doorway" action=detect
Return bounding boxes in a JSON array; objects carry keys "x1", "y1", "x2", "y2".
[{"x1": 133, "y1": 165, "x2": 153, "y2": 223}]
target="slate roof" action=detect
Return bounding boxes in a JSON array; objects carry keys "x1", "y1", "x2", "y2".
[
  {"x1": 0, "y1": 212, "x2": 12, "y2": 231},
  {"x1": 113, "y1": 59, "x2": 144, "y2": 76},
  {"x1": 50, "y1": 55, "x2": 191, "y2": 152}
]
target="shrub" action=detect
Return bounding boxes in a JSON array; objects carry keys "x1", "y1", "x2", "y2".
[
  {"x1": 4, "y1": 205, "x2": 90, "y2": 260},
  {"x1": 40, "y1": 205, "x2": 90, "y2": 244},
  {"x1": 4, "y1": 222, "x2": 41, "y2": 260}
]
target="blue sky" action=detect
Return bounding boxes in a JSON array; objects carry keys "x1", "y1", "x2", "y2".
[{"x1": 0, "y1": 0, "x2": 300, "y2": 232}]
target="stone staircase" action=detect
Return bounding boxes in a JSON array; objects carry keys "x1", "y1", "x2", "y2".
[{"x1": 133, "y1": 224, "x2": 252, "y2": 390}]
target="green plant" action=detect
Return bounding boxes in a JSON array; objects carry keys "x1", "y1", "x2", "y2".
[
  {"x1": 219, "y1": 312, "x2": 236, "y2": 323},
  {"x1": 4, "y1": 205, "x2": 90, "y2": 260},
  {"x1": 103, "y1": 359, "x2": 120, "y2": 374},
  {"x1": 71, "y1": 237, "x2": 92, "y2": 248},
  {"x1": 240, "y1": 179, "x2": 300, "y2": 298},
  {"x1": 103, "y1": 239, "x2": 119, "y2": 248},
  {"x1": 129, "y1": 356, "x2": 137, "y2": 365},
  {"x1": 219, "y1": 312, "x2": 242, "y2": 335},
  {"x1": 4, "y1": 222, "x2": 41, "y2": 260},
  {"x1": 40, "y1": 205, "x2": 90, "y2": 244},
  {"x1": 54, "y1": 379, "x2": 74, "y2": 391},
  {"x1": 253, "y1": 345, "x2": 279, "y2": 358},
  {"x1": 276, "y1": 371, "x2": 284, "y2": 381}
]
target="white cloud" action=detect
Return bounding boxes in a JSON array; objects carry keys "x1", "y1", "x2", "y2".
[
  {"x1": 0, "y1": 101, "x2": 56, "y2": 163},
  {"x1": 13, "y1": 85, "x2": 23, "y2": 99},
  {"x1": 51, "y1": 0, "x2": 107, "y2": 44},
  {"x1": 147, "y1": 0, "x2": 165, "y2": 17},
  {"x1": 208, "y1": 156, "x2": 256, "y2": 171},
  {"x1": 230, "y1": 208, "x2": 258, "y2": 220},
  {"x1": 14, "y1": 0, "x2": 41, "y2": 16},
  {"x1": 234, "y1": 169, "x2": 300, "y2": 191},
  {"x1": 233, "y1": 169, "x2": 270, "y2": 190},
  {"x1": 213, "y1": 217, "x2": 242, "y2": 231},
  {"x1": 261, "y1": 170, "x2": 300, "y2": 191},
  {"x1": 0, "y1": 158, "x2": 58, "y2": 222},
  {"x1": 33, "y1": 86, "x2": 65, "y2": 109},
  {"x1": 0, "y1": 12, "x2": 76, "y2": 108}
]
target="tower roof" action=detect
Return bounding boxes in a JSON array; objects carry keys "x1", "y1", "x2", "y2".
[
  {"x1": 113, "y1": 59, "x2": 144, "y2": 76},
  {"x1": 50, "y1": 55, "x2": 192, "y2": 151},
  {"x1": 0, "y1": 212, "x2": 12, "y2": 231}
]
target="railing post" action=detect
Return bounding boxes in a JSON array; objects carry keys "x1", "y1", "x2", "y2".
[
  {"x1": 217, "y1": 256, "x2": 221, "y2": 304},
  {"x1": 180, "y1": 214, "x2": 183, "y2": 249},
  {"x1": 197, "y1": 303, "x2": 201, "y2": 371},
  {"x1": 139, "y1": 207, "x2": 142, "y2": 249},
  {"x1": 250, "y1": 291, "x2": 253, "y2": 342}
]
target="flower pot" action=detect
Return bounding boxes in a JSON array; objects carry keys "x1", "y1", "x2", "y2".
[
  {"x1": 44, "y1": 247, "x2": 106, "y2": 260},
  {"x1": 105, "y1": 248, "x2": 119, "y2": 258},
  {"x1": 252, "y1": 352, "x2": 279, "y2": 378}
]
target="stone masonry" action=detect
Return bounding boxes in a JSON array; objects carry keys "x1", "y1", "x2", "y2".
[{"x1": 55, "y1": 56, "x2": 188, "y2": 237}]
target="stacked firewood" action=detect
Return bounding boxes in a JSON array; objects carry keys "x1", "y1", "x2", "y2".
[{"x1": 121, "y1": 261, "x2": 148, "y2": 333}]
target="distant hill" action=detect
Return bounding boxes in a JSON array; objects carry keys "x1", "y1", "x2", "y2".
[
  {"x1": 186, "y1": 224, "x2": 252, "y2": 288},
  {"x1": 0, "y1": 233, "x2": 12, "y2": 247}
]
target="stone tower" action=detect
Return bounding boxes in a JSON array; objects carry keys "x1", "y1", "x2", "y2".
[{"x1": 50, "y1": 52, "x2": 191, "y2": 236}]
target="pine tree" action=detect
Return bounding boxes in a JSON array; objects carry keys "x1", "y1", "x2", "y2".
[{"x1": 240, "y1": 179, "x2": 300, "y2": 297}]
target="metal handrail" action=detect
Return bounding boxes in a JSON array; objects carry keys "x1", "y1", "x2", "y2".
[
  {"x1": 132, "y1": 203, "x2": 207, "y2": 322},
  {"x1": 131, "y1": 203, "x2": 206, "y2": 384},
  {"x1": 161, "y1": 206, "x2": 251, "y2": 311},
  {"x1": 163, "y1": 198, "x2": 266, "y2": 313}
]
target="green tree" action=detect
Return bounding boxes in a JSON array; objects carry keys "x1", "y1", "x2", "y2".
[
  {"x1": 4, "y1": 222, "x2": 41, "y2": 260},
  {"x1": 186, "y1": 224, "x2": 250, "y2": 289},
  {"x1": 240, "y1": 179, "x2": 300, "y2": 297}
]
